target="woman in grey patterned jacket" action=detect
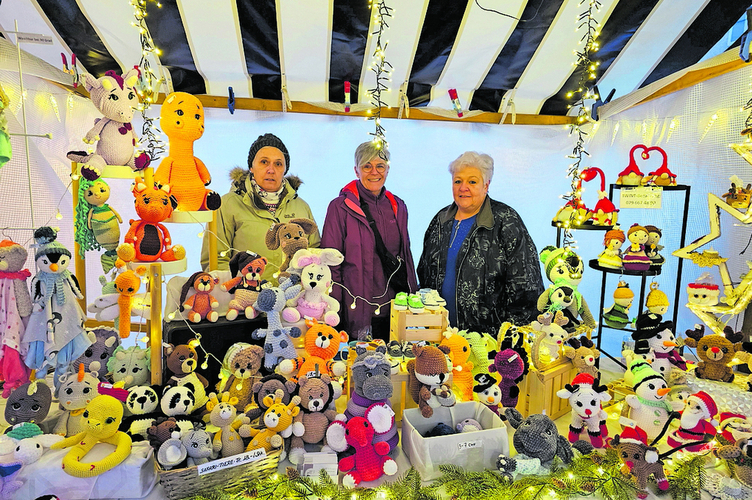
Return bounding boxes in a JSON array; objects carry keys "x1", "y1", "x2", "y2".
[{"x1": 417, "y1": 151, "x2": 544, "y2": 332}]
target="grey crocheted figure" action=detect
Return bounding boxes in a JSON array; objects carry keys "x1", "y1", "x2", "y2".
[
  {"x1": 251, "y1": 275, "x2": 303, "y2": 370},
  {"x1": 505, "y1": 408, "x2": 593, "y2": 468}
]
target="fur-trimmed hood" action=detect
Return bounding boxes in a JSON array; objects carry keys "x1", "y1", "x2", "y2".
[{"x1": 229, "y1": 167, "x2": 303, "y2": 195}]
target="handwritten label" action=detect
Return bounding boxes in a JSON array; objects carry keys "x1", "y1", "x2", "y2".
[
  {"x1": 197, "y1": 448, "x2": 266, "y2": 475},
  {"x1": 619, "y1": 187, "x2": 662, "y2": 209},
  {"x1": 16, "y1": 33, "x2": 54, "y2": 45},
  {"x1": 458, "y1": 440, "x2": 482, "y2": 451}
]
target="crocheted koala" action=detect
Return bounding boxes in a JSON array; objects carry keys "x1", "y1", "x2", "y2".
[
  {"x1": 251, "y1": 275, "x2": 303, "y2": 370},
  {"x1": 217, "y1": 342, "x2": 264, "y2": 412}
]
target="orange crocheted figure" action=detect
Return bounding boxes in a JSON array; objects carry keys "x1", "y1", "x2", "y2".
[
  {"x1": 122, "y1": 177, "x2": 185, "y2": 263},
  {"x1": 154, "y1": 92, "x2": 221, "y2": 212},
  {"x1": 278, "y1": 318, "x2": 348, "y2": 382},
  {"x1": 115, "y1": 265, "x2": 147, "y2": 338},
  {"x1": 179, "y1": 271, "x2": 220, "y2": 323},
  {"x1": 440, "y1": 328, "x2": 474, "y2": 402}
]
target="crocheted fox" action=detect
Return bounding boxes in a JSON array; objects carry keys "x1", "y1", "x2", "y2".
[
  {"x1": 154, "y1": 92, "x2": 221, "y2": 211},
  {"x1": 179, "y1": 271, "x2": 219, "y2": 323},
  {"x1": 278, "y1": 319, "x2": 348, "y2": 382}
]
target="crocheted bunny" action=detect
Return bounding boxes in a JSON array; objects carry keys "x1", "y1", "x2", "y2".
[
  {"x1": 0, "y1": 239, "x2": 32, "y2": 396},
  {"x1": 251, "y1": 275, "x2": 303, "y2": 370},
  {"x1": 282, "y1": 248, "x2": 343, "y2": 326}
]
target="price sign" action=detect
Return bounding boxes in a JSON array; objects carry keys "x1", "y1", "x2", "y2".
[
  {"x1": 619, "y1": 186, "x2": 662, "y2": 209},
  {"x1": 457, "y1": 440, "x2": 482, "y2": 451},
  {"x1": 197, "y1": 448, "x2": 266, "y2": 475}
]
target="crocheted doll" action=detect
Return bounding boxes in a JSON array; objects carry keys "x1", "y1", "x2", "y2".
[
  {"x1": 611, "y1": 426, "x2": 668, "y2": 499},
  {"x1": 621, "y1": 360, "x2": 675, "y2": 440},
  {"x1": 562, "y1": 336, "x2": 600, "y2": 378},
  {"x1": 251, "y1": 276, "x2": 303, "y2": 370},
  {"x1": 240, "y1": 390, "x2": 300, "y2": 460},
  {"x1": 179, "y1": 271, "x2": 219, "y2": 323},
  {"x1": 206, "y1": 392, "x2": 248, "y2": 458},
  {"x1": 440, "y1": 327, "x2": 474, "y2": 402},
  {"x1": 222, "y1": 251, "x2": 268, "y2": 321},
  {"x1": 107, "y1": 345, "x2": 150, "y2": 388},
  {"x1": 684, "y1": 325, "x2": 744, "y2": 382},
  {"x1": 4, "y1": 371, "x2": 52, "y2": 427},
  {"x1": 667, "y1": 391, "x2": 717, "y2": 452},
  {"x1": 121, "y1": 177, "x2": 185, "y2": 263},
  {"x1": 282, "y1": 248, "x2": 343, "y2": 326},
  {"x1": 622, "y1": 224, "x2": 651, "y2": 271},
  {"x1": 537, "y1": 246, "x2": 596, "y2": 330},
  {"x1": 644, "y1": 225, "x2": 665, "y2": 270},
  {"x1": 407, "y1": 344, "x2": 456, "y2": 418},
  {"x1": 597, "y1": 227, "x2": 625, "y2": 269},
  {"x1": 265, "y1": 219, "x2": 318, "y2": 275},
  {"x1": 603, "y1": 281, "x2": 634, "y2": 329},
  {"x1": 488, "y1": 348, "x2": 526, "y2": 408},
  {"x1": 473, "y1": 373, "x2": 503, "y2": 416},
  {"x1": 66, "y1": 68, "x2": 150, "y2": 176},
  {"x1": 279, "y1": 318, "x2": 348, "y2": 382},
  {"x1": 686, "y1": 273, "x2": 721, "y2": 306},
  {"x1": 52, "y1": 394, "x2": 132, "y2": 477},
  {"x1": 74, "y1": 178, "x2": 122, "y2": 272},
  {"x1": 556, "y1": 373, "x2": 610, "y2": 448},
  {"x1": 154, "y1": 92, "x2": 221, "y2": 211},
  {"x1": 244, "y1": 373, "x2": 297, "y2": 424},
  {"x1": 0, "y1": 239, "x2": 32, "y2": 396},
  {"x1": 23, "y1": 227, "x2": 90, "y2": 386},
  {"x1": 53, "y1": 364, "x2": 100, "y2": 436},
  {"x1": 288, "y1": 374, "x2": 338, "y2": 464},
  {"x1": 216, "y1": 342, "x2": 264, "y2": 413}
]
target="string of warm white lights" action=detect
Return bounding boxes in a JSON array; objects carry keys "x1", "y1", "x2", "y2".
[
  {"x1": 557, "y1": 0, "x2": 602, "y2": 248},
  {"x1": 366, "y1": 0, "x2": 393, "y2": 159},
  {"x1": 130, "y1": 0, "x2": 166, "y2": 163}
]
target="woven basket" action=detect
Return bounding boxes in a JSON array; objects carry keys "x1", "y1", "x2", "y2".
[{"x1": 157, "y1": 449, "x2": 282, "y2": 500}]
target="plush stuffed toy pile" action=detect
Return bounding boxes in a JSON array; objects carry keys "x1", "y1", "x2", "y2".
[
  {"x1": 407, "y1": 344, "x2": 456, "y2": 418},
  {"x1": 0, "y1": 239, "x2": 32, "y2": 396}
]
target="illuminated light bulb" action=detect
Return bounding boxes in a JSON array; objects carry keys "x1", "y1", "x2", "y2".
[
  {"x1": 273, "y1": 272, "x2": 279, "y2": 279},
  {"x1": 201, "y1": 362, "x2": 208, "y2": 370},
  {"x1": 375, "y1": 307, "x2": 381, "y2": 315},
  {"x1": 350, "y1": 303, "x2": 357, "y2": 310},
  {"x1": 189, "y1": 338, "x2": 201, "y2": 348},
  {"x1": 141, "y1": 277, "x2": 149, "y2": 284},
  {"x1": 140, "y1": 336, "x2": 149, "y2": 343},
  {"x1": 168, "y1": 312, "x2": 175, "y2": 320},
  {"x1": 197, "y1": 231, "x2": 204, "y2": 238},
  {"x1": 220, "y1": 251, "x2": 227, "y2": 257},
  {"x1": 55, "y1": 210, "x2": 63, "y2": 220}
]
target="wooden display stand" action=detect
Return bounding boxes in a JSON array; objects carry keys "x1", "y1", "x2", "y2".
[
  {"x1": 517, "y1": 358, "x2": 576, "y2": 419},
  {"x1": 389, "y1": 299, "x2": 448, "y2": 343}
]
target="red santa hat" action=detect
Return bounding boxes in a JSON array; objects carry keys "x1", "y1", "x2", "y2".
[
  {"x1": 619, "y1": 426, "x2": 658, "y2": 463},
  {"x1": 719, "y1": 412, "x2": 747, "y2": 442},
  {"x1": 571, "y1": 373, "x2": 595, "y2": 387},
  {"x1": 691, "y1": 391, "x2": 719, "y2": 426}
]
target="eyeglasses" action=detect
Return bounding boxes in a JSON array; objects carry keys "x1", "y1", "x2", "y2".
[{"x1": 360, "y1": 163, "x2": 388, "y2": 173}]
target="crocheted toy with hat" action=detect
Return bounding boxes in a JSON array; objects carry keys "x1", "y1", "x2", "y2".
[
  {"x1": 440, "y1": 327, "x2": 475, "y2": 402},
  {"x1": 488, "y1": 348, "x2": 527, "y2": 408},
  {"x1": 623, "y1": 224, "x2": 651, "y2": 271},
  {"x1": 562, "y1": 336, "x2": 600, "y2": 378},
  {"x1": 221, "y1": 251, "x2": 268, "y2": 321},
  {"x1": 66, "y1": 68, "x2": 150, "y2": 177},
  {"x1": 611, "y1": 425, "x2": 668, "y2": 499},
  {"x1": 281, "y1": 248, "x2": 343, "y2": 326},
  {"x1": 687, "y1": 272, "x2": 721, "y2": 306},
  {"x1": 667, "y1": 391, "x2": 718, "y2": 452},
  {"x1": 632, "y1": 284, "x2": 686, "y2": 378},
  {"x1": 473, "y1": 373, "x2": 503, "y2": 416},
  {"x1": 537, "y1": 246, "x2": 595, "y2": 330},
  {"x1": 719, "y1": 413, "x2": 752, "y2": 443},
  {"x1": 240, "y1": 389, "x2": 300, "y2": 460},
  {"x1": 73, "y1": 178, "x2": 122, "y2": 273},
  {"x1": 597, "y1": 227, "x2": 625, "y2": 269},
  {"x1": 684, "y1": 324, "x2": 745, "y2": 383},
  {"x1": 251, "y1": 275, "x2": 303, "y2": 370},
  {"x1": 51, "y1": 394, "x2": 132, "y2": 477},
  {"x1": 121, "y1": 176, "x2": 186, "y2": 263},
  {"x1": 266, "y1": 219, "x2": 318, "y2": 276},
  {"x1": 53, "y1": 364, "x2": 100, "y2": 437},
  {"x1": 0, "y1": 239, "x2": 32, "y2": 396},
  {"x1": 406, "y1": 344, "x2": 456, "y2": 418},
  {"x1": 23, "y1": 227, "x2": 90, "y2": 386},
  {"x1": 644, "y1": 225, "x2": 665, "y2": 270},
  {"x1": 557, "y1": 373, "x2": 610, "y2": 448},
  {"x1": 0, "y1": 422, "x2": 64, "y2": 466},
  {"x1": 179, "y1": 271, "x2": 220, "y2": 323},
  {"x1": 603, "y1": 281, "x2": 634, "y2": 329},
  {"x1": 288, "y1": 373, "x2": 338, "y2": 465},
  {"x1": 154, "y1": 92, "x2": 221, "y2": 211},
  {"x1": 278, "y1": 318, "x2": 348, "y2": 382},
  {"x1": 4, "y1": 370, "x2": 52, "y2": 427},
  {"x1": 206, "y1": 391, "x2": 249, "y2": 458},
  {"x1": 216, "y1": 342, "x2": 265, "y2": 413},
  {"x1": 622, "y1": 347, "x2": 655, "y2": 387},
  {"x1": 621, "y1": 360, "x2": 675, "y2": 440}
]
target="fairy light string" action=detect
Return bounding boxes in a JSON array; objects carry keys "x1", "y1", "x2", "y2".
[
  {"x1": 558, "y1": 0, "x2": 602, "y2": 248},
  {"x1": 130, "y1": 0, "x2": 166, "y2": 162},
  {"x1": 367, "y1": 0, "x2": 393, "y2": 160}
]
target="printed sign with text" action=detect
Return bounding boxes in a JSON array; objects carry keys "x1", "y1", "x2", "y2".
[
  {"x1": 619, "y1": 186, "x2": 662, "y2": 209},
  {"x1": 197, "y1": 448, "x2": 266, "y2": 475}
]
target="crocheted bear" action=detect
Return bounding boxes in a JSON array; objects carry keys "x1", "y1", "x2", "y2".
[
  {"x1": 556, "y1": 373, "x2": 610, "y2": 448},
  {"x1": 107, "y1": 345, "x2": 150, "y2": 389},
  {"x1": 251, "y1": 275, "x2": 303, "y2": 370},
  {"x1": 611, "y1": 426, "x2": 668, "y2": 499},
  {"x1": 206, "y1": 392, "x2": 248, "y2": 458},
  {"x1": 562, "y1": 336, "x2": 600, "y2": 378},
  {"x1": 119, "y1": 384, "x2": 161, "y2": 441},
  {"x1": 53, "y1": 364, "x2": 100, "y2": 437},
  {"x1": 74, "y1": 327, "x2": 120, "y2": 381},
  {"x1": 407, "y1": 344, "x2": 456, "y2": 418},
  {"x1": 222, "y1": 251, "x2": 268, "y2": 321},
  {"x1": 164, "y1": 343, "x2": 209, "y2": 409},
  {"x1": 0, "y1": 239, "x2": 32, "y2": 397},
  {"x1": 265, "y1": 219, "x2": 318, "y2": 275},
  {"x1": 245, "y1": 373, "x2": 297, "y2": 424},
  {"x1": 684, "y1": 324, "x2": 745, "y2": 383},
  {"x1": 179, "y1": 271, "x2": 220, "y2": 323},
  {"x1": 241, "y1": 390, "x2": 300, "y2": 461},
  {"x1": 488, "y1": 348, "x2": 527, "y2": 408},
  {"x1": 154, "y1": 92, "x2": 221, "y2": 211},
  {"x1": 288, "y1": 374, "x2": 338, "y2": 464},
  {"x1": 4, "y1": 372, "x2": 52, "y2": 427},
  {"x1": 278, "y1": 318, "x2": 348, "y2": 382},
  {"x1": 333, "y1": 411, "x2": 398, "y2": 487},
  {"x1": 217, "y1": 342, "x2": 265, "y2": 413},
  {"x1": 440, "y1": 327, "x2": 474, "y2": 403},
  {"x1": 282, "y1": 248, "x2": 343, "y2": 326}
]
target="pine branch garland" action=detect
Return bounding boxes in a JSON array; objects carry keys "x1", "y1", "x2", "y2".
[{"x1": 668, "y1": 455, "x2": 707, "y2": 500}]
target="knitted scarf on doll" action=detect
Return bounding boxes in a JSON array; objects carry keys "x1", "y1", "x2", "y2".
[
  {"x1": 653, "y1": 350, "x2": 687, "y2": 371},
  {"x1": 39, "y1": 270, "x2": 73, "y2": 307}
]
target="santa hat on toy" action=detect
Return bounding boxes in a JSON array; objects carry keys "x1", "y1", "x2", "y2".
[
  {"x1": 619, "y1": 426, "x2": 658, "y2": 463},
  {"x1": 720, "y1": 412, "x2": 747, "y2": 441},
  {"x1": 571, "y1": 373, "x2": 595, "y2": 387},
  {"x1": 690, "y1": 391, "x2": 718, "y2": 426}
]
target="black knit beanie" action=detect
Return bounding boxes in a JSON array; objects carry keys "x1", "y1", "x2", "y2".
[{"x1": 247, "y1": 133, "x2": 290, "y2": 173}]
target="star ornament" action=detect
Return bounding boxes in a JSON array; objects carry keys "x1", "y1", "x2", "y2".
[{"x1": 730, "y1": 141, "x2": 752, "y2": 166}]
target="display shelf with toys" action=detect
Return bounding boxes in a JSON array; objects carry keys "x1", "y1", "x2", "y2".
[
  {"x1": 388, "y1": 298, "x2": 448, "y2": 343},
  {"x1": 551, "y1": 220, "x2": 613, "y2": 248}
]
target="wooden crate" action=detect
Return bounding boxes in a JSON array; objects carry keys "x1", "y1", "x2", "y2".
[
  {"x1": 389, "y1": 300, "x2": 448, "y2": 343},
  {"x1": 518, "y1": 359, "x2": 576, "y2": 420}
]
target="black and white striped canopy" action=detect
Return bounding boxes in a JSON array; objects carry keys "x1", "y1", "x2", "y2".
[{"x1": 3, "y1": 0, "x2": 750, "y2": 116}]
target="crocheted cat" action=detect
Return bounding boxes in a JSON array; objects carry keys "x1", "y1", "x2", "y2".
[
  {"x1": 179, "y1": 271, "x2": 220, "y2": 323},
  {"x1": 0, "y1": 239, "x2": 32, "y2": 396},
  {"x1": 251, "y1": 276, "x2": 303, "y2": 370},
  {"x1": 154, "y1": 92, "x2": 221, "y2": 211},
  {"x1": 278, "y1": 318, "x2": 348, "y2": 382}
]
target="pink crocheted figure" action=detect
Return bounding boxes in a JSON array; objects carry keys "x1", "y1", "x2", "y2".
[
  {"x1": 0, "y1": 240, "x2": 32, "y2": 397},
  {"x1": 282, "y1": 248, "x2": 342, "y2": 326},
  {"x1": 335, "y1": 414, "x2": 398, "y2": 487},
  {"x1": 67, "y1": 68, "x2": 150, "y2": 178}
]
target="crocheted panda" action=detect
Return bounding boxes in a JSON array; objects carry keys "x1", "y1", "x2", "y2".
[
  {"x1": 161, "y1": 385, "x2": 201, "y2": 433},
  {"x1": 119, "y1": 385, "x2": 161, "y2": 441}
]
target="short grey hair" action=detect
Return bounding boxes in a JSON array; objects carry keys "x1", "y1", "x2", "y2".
[
  {"x1": 354, "y1": 141, "x2": 390, "y2": 168},
  {"x1": 448, "y1": 151, "x2": 494, "y2": 185}
]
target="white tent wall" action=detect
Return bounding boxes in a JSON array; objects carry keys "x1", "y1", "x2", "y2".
[{"x1": 586, "y1": 62, "x2": 752, "y2": 359}]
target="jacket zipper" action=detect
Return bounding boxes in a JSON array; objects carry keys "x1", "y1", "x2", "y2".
[{"x1": 455, "y1": 225, "x2": 480, "y2": 328}]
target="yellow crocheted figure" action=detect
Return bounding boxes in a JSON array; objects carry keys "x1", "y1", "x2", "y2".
[
  {"x1": 240, "y1": 390, "x2": 300, "y2": 460},
  {"x1": 440, "y1": 328, "x2": 474, "y2": 402},
  {"x1": 52, "y1": 394, "x2": 132, "y2": 477}
]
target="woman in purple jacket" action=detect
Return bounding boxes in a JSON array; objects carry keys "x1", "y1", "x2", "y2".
[{"x1": 321, "y1": 141, "x2": 418, "y2": 340}]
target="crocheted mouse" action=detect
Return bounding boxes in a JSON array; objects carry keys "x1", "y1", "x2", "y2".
[
  {"x1": 179, "y1": 271, "x2": 220, "y2": 323},
  {"x1": 278, "y1": 318, "x2": 348, "y2": 382},
  {"x1": 282, "y1": 248, "x2": 343, "y2": 326},
  {"x1": 251, "y1": 275, "x2": 303, "y2": 370},
  {"x1": 222, "y1": 251, "x2": 268, "y2": 321},
  {"x1": 331, "y1": 411, "x2": 398, "y2": 487},
  {"x1": 440, "y1": 327, "x2": 474, "y2": 402},
  {"x1": 407, "y1": 344, "x2": 456, "y2": 418},
  {"x1": 488, "y1": 348, "x2": 527, "y2": 408},
  {"x1": 0, "y1": 239, "x2": 32, "y2": 396},
  {"x1": 556, "y1": 373, "x2": 610, "y2": 448},
  {"x1": 611, "y1": 426, "x2": 668, "y2": 499},
  {"x1": 216, "y1": 342, "x2": 265, "y2": 412},
  {"x1": 4, "y1": 371, "x2": 52, "y2": 427},
  {"x1": 154, "y1": 92, "x2": 221, "y2": 211}
]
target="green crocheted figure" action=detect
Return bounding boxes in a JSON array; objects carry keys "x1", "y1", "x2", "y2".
[{"x1": 74, "y1": 178, "x2": 122, "y2": 272}]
